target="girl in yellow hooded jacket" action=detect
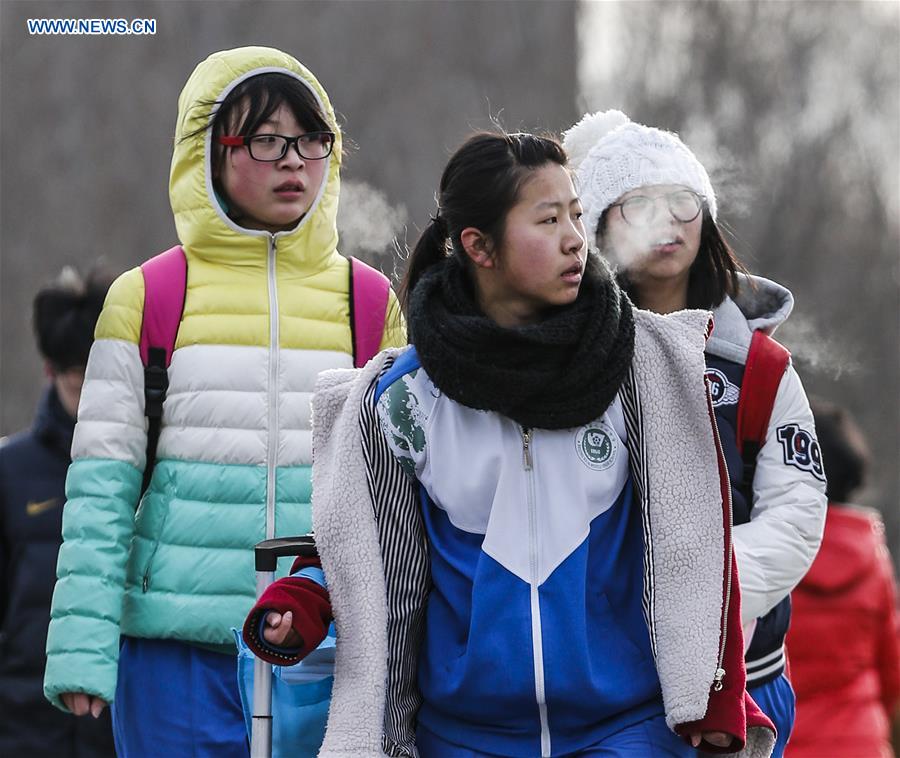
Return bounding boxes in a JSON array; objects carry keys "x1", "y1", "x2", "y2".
[{"x1": 43, "y1": 47, "x2": 404, "y2": 756}]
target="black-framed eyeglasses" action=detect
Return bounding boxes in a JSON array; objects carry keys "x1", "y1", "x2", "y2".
[
  {"x1": 218, "y1": 131, "x2": 335, "y2": 162},
  {"x1": 609, "y1": 189, "x2": 704, "y2": 226}
]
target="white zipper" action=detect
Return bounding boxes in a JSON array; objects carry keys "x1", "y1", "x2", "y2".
[
  {"x1": 522, "y1": 426, "x2": 533, "y2": 470},
  {"x1": 522, "y1": 427, "x2": 551, "y2": 757},
  {"x1": 265, "y1": 235, "x2": 280, "y2": 540}
]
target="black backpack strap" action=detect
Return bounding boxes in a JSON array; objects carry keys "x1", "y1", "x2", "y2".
[{"x1": 142, "y1": 347, "x2": 169, "y2": 496}]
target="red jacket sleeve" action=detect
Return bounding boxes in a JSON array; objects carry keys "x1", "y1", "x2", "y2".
[
  {"x1": 876, "y1": 536, "x2": 900, "y2": 714},
  {"x1": 674, "y1": 551, "x2": 776, "y2": 753},
  {"x1": 673, "y1": 393, "x2": 776, "y2": 753},
  {"x1": 242, "y1": 556, "x2": 333, "y2": 665}
]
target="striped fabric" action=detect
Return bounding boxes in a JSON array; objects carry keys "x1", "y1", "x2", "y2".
[
  {"x1": 745, "y1": 646, "x2": 785, "y2": 684},
  {"x1": 618, "y1": 365, "x2": 659, "y2": 663},
  {"x1": 359, "y1": 364, "x2": 429, "y2": 757}
]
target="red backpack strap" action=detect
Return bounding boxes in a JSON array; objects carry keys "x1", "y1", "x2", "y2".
[
  {"x1": 139, "y1": 245, "x2": 187, "y2": 495},
  {"x1": 349, "y1": 257, "x2": 390, "y2": 368},
  {"x1": 736, "y1": 329, "x2": 791, "y2": 457}
]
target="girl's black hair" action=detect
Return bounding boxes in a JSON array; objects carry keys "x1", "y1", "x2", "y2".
[
  {"x1": 182, "y1": 72, "x2": 332, "y2": 197},
  {"x1": 810, "y1": 397, "x2": 870, "y2": 503},
  {"x1": 399, "y1": 132, "x2": 568, "y2": 313},
  {"x1": 33, "y1": 268, "x2": 113, "y2": 371},
  {"x1": 601, "y1": 206, "x2": 748, "y2": 310}
]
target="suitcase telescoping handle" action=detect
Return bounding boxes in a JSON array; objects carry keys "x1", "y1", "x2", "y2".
[
  {"x1": 255, "y1": 534, "x2": 319, "y2": 572},
  {"x1": 250, "y1": 535, "x2": 319, "y2": 758}
]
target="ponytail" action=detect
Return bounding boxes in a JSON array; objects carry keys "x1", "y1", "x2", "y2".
[{"x1": 399, "y1": 216, "x2": 449, "y2": 315}]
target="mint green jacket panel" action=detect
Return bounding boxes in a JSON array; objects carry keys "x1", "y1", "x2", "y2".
[
  {"x1": 44, "y1": 458, "x2": 312, "y2": 710},
  {"x1": 120, "y1": 461, "x2": 312, "y2": 642},
  {"x1": 44, "y1": 458, "x2": 142, "y2": 709}
]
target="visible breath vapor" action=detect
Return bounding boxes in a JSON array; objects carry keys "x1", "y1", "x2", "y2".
[
  {"x1": 597, "y1": 223, "x2": 675, "y2": 274},
  {"x1": 775, "y1": 312, "x2": 863, "y2": 380},
  {"x1": 337, "y1": 180, "x2": 408, "y2": 270},
  {"x1": 680, "y1": 120, "x2": 754, "y2": 220}
]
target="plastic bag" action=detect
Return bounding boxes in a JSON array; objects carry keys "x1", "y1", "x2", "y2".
[{"x1": 233, "y1": 626, "x2": 335, "y2": 757}]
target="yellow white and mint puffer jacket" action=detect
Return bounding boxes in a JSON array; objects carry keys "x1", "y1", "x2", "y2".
[{"x1": 43, "y1": 47, "x2": 404, "y2": 710}]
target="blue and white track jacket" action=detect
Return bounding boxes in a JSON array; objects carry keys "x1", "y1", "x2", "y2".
[
  {"x1": 374, "y1": 348, "x2": 662, "y2": 755},
  {"x1": 303, "y1": 308, "x2": 776, "y2": 758}
]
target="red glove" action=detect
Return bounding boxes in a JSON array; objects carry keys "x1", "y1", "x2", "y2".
[{"x1": 242, "y1": 557, "x2": 333, "y2": 665}]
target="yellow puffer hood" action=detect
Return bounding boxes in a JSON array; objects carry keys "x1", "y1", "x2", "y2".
[{"x1": 169, "y1": 46, "x2": 341, "y2": 271}]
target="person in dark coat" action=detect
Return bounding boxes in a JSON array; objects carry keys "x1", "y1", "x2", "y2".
[{"x1": 0, "y1": 267, "x2": 115, "y2": 756}]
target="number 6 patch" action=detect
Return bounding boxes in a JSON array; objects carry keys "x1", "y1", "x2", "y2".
[{"x1": 776, "y1": 424, "x2": 826, "y2": 481}]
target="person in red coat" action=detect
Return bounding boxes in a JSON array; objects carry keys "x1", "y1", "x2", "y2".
[{"x1": 786, "y1": 398, "x2": 900, "y2": 757}]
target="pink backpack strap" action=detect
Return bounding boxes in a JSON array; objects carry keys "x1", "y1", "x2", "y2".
[
  {"x1": 139, "y1": 245, "x2": 186, "y2": 496},
  {"x1": 139, "y1": 246, "x2": 187, "y2": 367},
  {"x1": 349, "y1": 257, "x2": 391, "y2": 368}
]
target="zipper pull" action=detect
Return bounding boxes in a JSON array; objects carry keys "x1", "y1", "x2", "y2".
[
  {"x1": 142, "y1": 575, "x2": 149, "y2": 593},
  {"x1": 522, "y1": 427, "x2": 533, "y2": 470},
  {"x1": 712, "y1": 667, "x2": 726, "y2": 691}
]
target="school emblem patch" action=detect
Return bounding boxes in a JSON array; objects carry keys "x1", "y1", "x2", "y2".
[
  {"x1": 705, "y1": 368, "x2": 740, "y2": 407},
  {"x1": 575, "y1": 422, "x2": 617, "y2": 470}
]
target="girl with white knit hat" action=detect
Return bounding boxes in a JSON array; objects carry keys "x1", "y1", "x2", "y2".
[{"x1": 563, "y1": 111, "x2": 827, "y2": 758}]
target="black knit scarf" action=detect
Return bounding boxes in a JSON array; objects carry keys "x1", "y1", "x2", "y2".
[{"x1": 407, "y1": 253, "x2": 635, "y2": 430}]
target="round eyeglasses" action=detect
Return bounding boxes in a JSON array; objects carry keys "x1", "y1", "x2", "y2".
[
  {"x1": 218, "y1": 131, "x2": 335, "y2": 162},
  {"x1": 609, "y1": 190, "x2": 704, "y2": 226}
]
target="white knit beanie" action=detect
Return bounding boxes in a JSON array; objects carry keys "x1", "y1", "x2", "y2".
[{"x1": 562, "y1": 110, "x2": 717, "y2": 242}]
